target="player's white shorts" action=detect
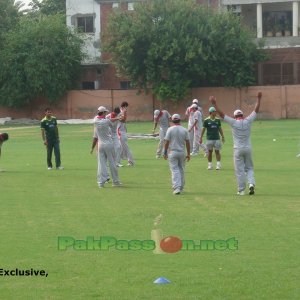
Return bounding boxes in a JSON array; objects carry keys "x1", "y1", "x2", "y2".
[{"x1": 206, "y1": 140, "x2": 222, "y2": 151}]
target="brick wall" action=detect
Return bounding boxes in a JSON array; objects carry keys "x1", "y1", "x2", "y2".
[{"x1": 1, "y1": 86, "x2": 300, "y2": 121}]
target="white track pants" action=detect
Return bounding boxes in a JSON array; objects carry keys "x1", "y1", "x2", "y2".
[
  {"x1": 168, "y1": 151, "x2": 186, "y2": 191},
  {"x1": 156, "y1": 129, "x2": 167, "y2": 156},
  {"x1": 120, "y1": 133, "x2": 134, "y2": 164},
  {"x1": 233, "y1": 147, "x2": 255, "y2": 192},
  {"x1": 112, "y1": 136, "x2": 122, "y2": 165},
  {"x1": 97, "y1": 143, "x2": 120, "y2": 185}
]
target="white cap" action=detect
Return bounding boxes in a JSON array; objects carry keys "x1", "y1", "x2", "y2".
[
  {"x1": 172, "y1": 114, "x2": 181, "y2": 121},
  {"x1": 98, "y1": 106, "x2": 109, "y2": 113},
  {"x1": 154, "y1": 110, "x2": 160, "y2": 117},
  {"x1": 191, "y1": 103, "x2": 198, "y2": 109},
  {"x1": 192, "y1": 99, "x2": 198, "y2": 103},
  {"x1": 233, "y1": 109, "x2": 243, "y2": 117}
]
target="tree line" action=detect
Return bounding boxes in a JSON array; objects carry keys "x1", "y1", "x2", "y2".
[{"x1": 0, "y1": 0, "x2": 267, "y2": 107}]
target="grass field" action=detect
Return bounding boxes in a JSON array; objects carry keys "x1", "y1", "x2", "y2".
[{"x1": 0, "y1": 120, "x2": 299, "y2": 300}]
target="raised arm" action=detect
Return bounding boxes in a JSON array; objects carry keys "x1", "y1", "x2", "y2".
[
  {"x1": 254, "y1": 91, "x2": 262, "y2": 113},
  {"x1": 210, "y1": 96, "x2": 225, "y2": 119}
]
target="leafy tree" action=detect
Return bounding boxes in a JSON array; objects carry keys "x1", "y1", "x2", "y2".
[
  {"x1": 0, "y1": 15, "x2": 84, "y2": 107},
  {"x1": 103, "y1": 0, "x2": 266, "y2": 102},
  {"x1": 0, "y1": 0, "x2": 22, "y2": 47},
  {"x1": 28, "y1": 0, "x2": 66, "y2": 15}
]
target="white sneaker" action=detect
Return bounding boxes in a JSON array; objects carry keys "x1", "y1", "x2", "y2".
[
  {"x1": 216, "y1": 163, "x2": 221, "y2": 170},
  {"x1": 237, "y1": 190, "x2": 245, "y2": 196},
  {"x1": 117, "y1": 164, "x2": 123, "y2": 167},
  {"x1": 56, "y1": 166, "x2": 64, "y2": 170},
  {"x1": 156, "y1": 155, "x2": 161, "y2": 159},
  {"x1": 127, "y1": 162, "x2": 134, "y2": 166},
  {"x1": 173, "y1": 189, "x2": 181, "y2": 195},
  {"x1": 207, "y1": 165, "x2": 213, "y2": 170},
  {"x1": 47, "y1": 167, "x2": 52, "y2": 170},
  {"x1": 112, "y1": 182, "x2": 122, "y2": 187},
  {"x1": 249, "y1": 184, "x2": 255, "y2": 195}
]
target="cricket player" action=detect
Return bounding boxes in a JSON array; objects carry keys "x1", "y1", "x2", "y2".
[
  {"x1": 210, "y1": 91, "x2": 262, "y2": 195},
  {"x1": 0, "y1": 133, "x2": 9, "y2": 171},
  {"x1": 185, "y1": 98, "x2": 199, "y2": 119},
  {"x1": 163, "y1": 114, "x2": 190, "y2": 195},
  {"x1": 200, "y1": 107, "x2": 225, "y2": 170},
  {"x1": 189, "y1": 105, "x2": 207, "y2": 156},
  {"x1": 91, "y1": 106, "x2": 122, "y2": 188},
  {"x1": 106, "y1": 107, "x2": 122, "y2": 167},
  {"x1": 153, "y1": 109, "x2": 171, "y2": 158},
  {"x1": 187, "y1": 103, "x2": 197, "y2": 151},
  {"x1": 118, "y1": 101, "x2": 135, "y2": 166},
  {"x1": 41, "y1": 108, "x2": 63, "y2": 170}
]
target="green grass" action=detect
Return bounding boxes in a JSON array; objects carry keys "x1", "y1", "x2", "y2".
[{"x1": 0, "y1": 120, "x2": 299, "y2": 300}]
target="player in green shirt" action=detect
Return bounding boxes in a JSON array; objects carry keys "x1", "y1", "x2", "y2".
[
  {"x1": 200, "y1": 107, "x2": 225, "y2": 170},
  {"x1": 41, "y1": 108, "x2": 63, "y2": 170}
]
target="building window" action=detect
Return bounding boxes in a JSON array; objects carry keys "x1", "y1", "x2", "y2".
[
  {"x1": 262, "y1": 63, "x2": 294, "y2": 85},
  {"x1": 227, "y1": 5, "x2": 241, "y2": 16},
  {"x1": 112, "y1": 2, "x2": 119, "y2": 9},
  {"x1": 82, "y1": 81, "x2": 95, "y2": 90},
  {"x1": 263, "y1": 11, "x2": 292, "y2": 37},
  {"x1": 282, "y1": 63, "x2": 293, "y2": 84},
  {"x1": 128, "y1": 2, "x2": 134, "y2": 11},
  {"x1": 120, "y1": 81, "x2": 131, "y2": 89},
  {"x1": 263, "y1": 64, "x2": 280, "y2": 85},
  {"x1": 77, "y1": 16, "x2": 94, "y2": 33}
]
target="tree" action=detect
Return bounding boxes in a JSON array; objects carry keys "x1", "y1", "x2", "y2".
[
  {"x1": 0, "y1": 0, "x2": 22, "y2": 47},
  {"x1": 103, "y1": 0, "x2": 266, "y2": 102},
  {"x1": 0, "y1": 15, "x2": 84, "y2": 107},
  {"x1": 28, "y1": 0, "x2": 66, "y2": 15}
]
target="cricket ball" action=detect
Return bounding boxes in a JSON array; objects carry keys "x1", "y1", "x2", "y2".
[{"x1": 160, "y1": 236, "x2": 182, "y2": 253}]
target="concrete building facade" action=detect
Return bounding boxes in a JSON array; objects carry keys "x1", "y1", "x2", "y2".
[{"x1": 66, "y1": 0, "x2": 300, "y2": 89}]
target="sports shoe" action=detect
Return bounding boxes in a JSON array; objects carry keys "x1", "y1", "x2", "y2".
[
  {"x1": 207, "y1": 165, "x2": 213, "y2": 170},
  {"x1": 156, "y1": 155, "x2": 161, "y2": 159},
  {"x1": 98, "y1": 184, "x2": 104, "y2": 189},
  {"x1": 216, "y1": 163, "x2": 221, "y2": 170},
  {"x1": 105, "y1": 178, "x2": 110, "y2": 183},
  {"x1": 127, "y1": 161, "x2": 134, "y2": 166},
  {"x1": 47, "y1": 167, "x2": 52, "y2": 170},
  {"x1": 117, "y1": 164, "x2": 123, "y2": 167},
  {"x1": 112, "y1": 182, "x2": 122, "y2": 187},
  {"x1": 237, "y1": 190, "x2": 245, "y2": 196},
  {"x1": 190, "y1": 152, "x2": 197, "y2": 156},
  {"x1": 56, "y1": 166, "x2": 64, "y2": 170},
  {"x1": 296, "y1": 154, "x2": 300, "y2": 158},
  {"x1": 249, "y1": 184, "x2": 255, "y2": 195},
  {"x1": 173, "y1": 189, "x2": 181, "y2": 195}
]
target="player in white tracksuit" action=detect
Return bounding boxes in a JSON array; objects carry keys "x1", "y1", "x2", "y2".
[
  {"x1": 163, "y1": 114, "x2": 190, "y2": 195},
  {"x1": 211, "y1": 92, "x2": 262, "y2": 195},
  {"x1": 186, "y1": 103, "x2": 196, "y2": 147},
  {"x1": 91, "y1": 106, "x2": 122, "y2": 188},
  {"x1": 153, "y1": 109, "x2": 171, "y2": 158},
  {"x1": 106, "y1": 107, "x2": 122, "y2": 167},
  {"x1": 188, "y1": 105, "x2": 207, "y2": 156},
  {"x1": 118, "y1": 101, "x2": 135, "y2": 166}
]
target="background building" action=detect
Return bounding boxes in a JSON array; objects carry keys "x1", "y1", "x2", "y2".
[{"x1": 66, "y1": 0, "x2": 300, "y2": 89}]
